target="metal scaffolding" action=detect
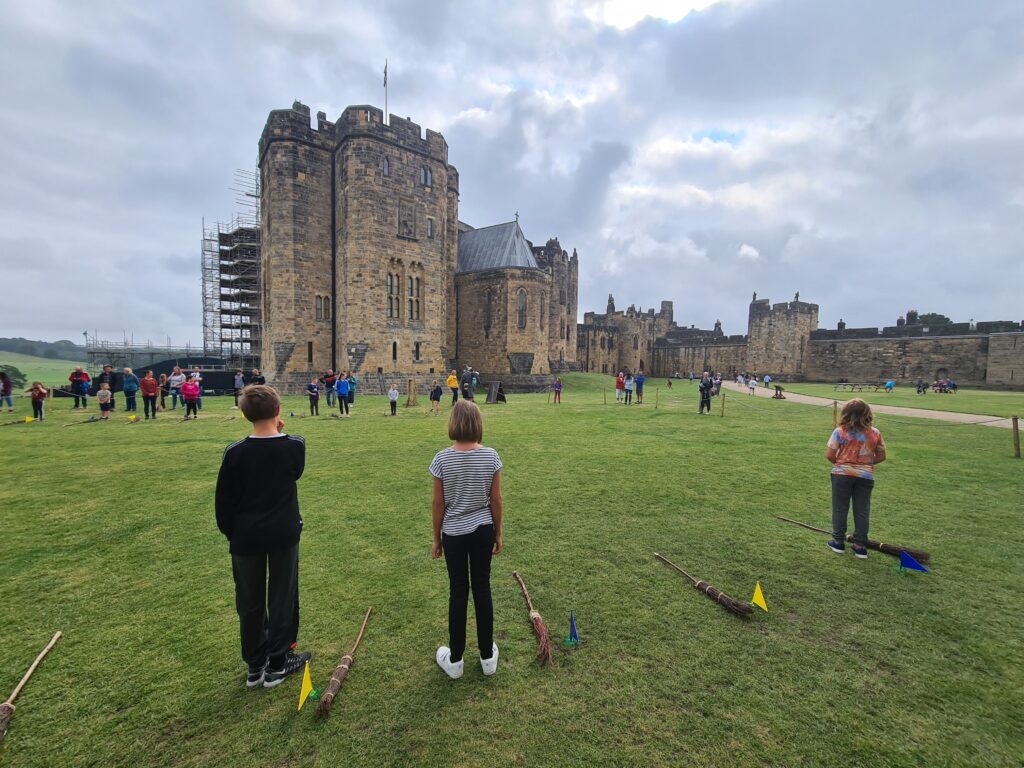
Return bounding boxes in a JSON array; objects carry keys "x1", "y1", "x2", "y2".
[{"x1": 202, "y1": 169, "x2": 262, "y2": 369}]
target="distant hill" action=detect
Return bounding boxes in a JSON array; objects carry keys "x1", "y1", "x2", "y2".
[
  {"x1": 0, "y1": 337, "x2": 85, "y2": 359},
  {"x1": 0, "y1": 351, "x2": 89, "y2": 385}
]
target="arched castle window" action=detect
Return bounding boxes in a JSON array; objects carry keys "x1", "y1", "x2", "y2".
[
  {"x1": 633, "y1": 335, "x2": 639, "y2": 350},
  {"x1": 484, "y1": 290, "x2": 493, "y2": 339},
  {"x1": 427, "y1": 218, "x2": 434, "y2": 239},
  {"x1": 540, "y1": 295, "x2": 546, "y2": 331},
  {"x1": 600, "y1": 337, "x2": 606, "y2": 350},
  {"x1": 316, "y1": 296, "x2": 323, "y2": 320},
  {"x1": 392, "y1": 341, "x2": 398, "y2": 362},
  {"x1": 516, "y1": 289, "x2": 527, "y2": 329},
  {"x1": 420, "y1": 166, "x2": 432, "y2": 187},
  {"x1": 405, "y1": 275, "x2": 422, "y2": 320},
  {"x1": 560, "y1": 318, "x2": 565, "y2": 340},
  {"x1": 414, "y1": 341, "x2": 421, "y2": 361},
  {"x1": 382, "y1": 156, "x2": 390, "y2": 177}
]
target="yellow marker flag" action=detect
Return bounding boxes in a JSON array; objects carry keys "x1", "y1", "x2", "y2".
[
  {"x1": 24, "y1": 417, "x2": 35, "y2": 423},
  {"x1": 752, "y1": 581, "x2": 768, "y2": 612},
  {"x1": 297, "y1": 661, "x2": 313, "y2": 711}
]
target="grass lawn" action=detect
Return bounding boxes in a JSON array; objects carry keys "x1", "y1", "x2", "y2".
[
  {"x1": 778, "y1": 381, "x2": 1024, "y2": 419},
  {"x1": 0, "y1": 351, "x2": 87, "y2": 388},
  {"x1": 0, "y1": 374, "x2": 1021, "y2": 767}
]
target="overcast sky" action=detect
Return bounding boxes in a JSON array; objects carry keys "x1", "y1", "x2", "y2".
[{"x1": 1, "y1": 0, "x2": 1022, "y2": 346}]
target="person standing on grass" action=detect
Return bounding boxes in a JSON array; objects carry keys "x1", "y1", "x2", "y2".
[
  {"x1": 553, "y1": 377, "x2": 562, "y2": 404},
  {"x1": 0, "y1": 372, "x2": 13, "y2": 412},
  {"x1": 635, "y1": 371, "x2": 645, "y2": 404},
  {"x1": 335, "y1": 374, "x2": 350, "y2": 417},
  {"x1": 190, "y1": 367, "x2": 204, "y2": 410},
  {"x1": 158, "y1": 373, "x2": 169, "y2": 411},
  {"x1": 215, "y1": 384, "x2": 310, "y2": 689},
  {"x1": 430, "y1": 400, "x2": 503, "y2": 680},
  {"x1": 748, "y1": 375, "x2": 757, "y2": 395},
  {"x1": 624, "y1": 373, "x2": 634, "y2": 404},
  {"x1": 94, "y1": 365, "x2": 118, "y2": 411},
  {"x1": 96, "y1": 382, "x2": 112, "y2": 420},
  {"x1": 388, "y1": 382, "x2": 400, "y2": 416},
  {"x1": 307, "y1": 378, "x2": 320, "y2": 416},
  {"x1": 430, "y1": 379, "x2": 443, "y2": 414},
  {"x1": 122, "y1": 367, "x2": 140, "y2": 412},
  {"x1": 320, "y1": 369, "x2": 337, "y2": 409},
  {"x1": 764, "y1": 374, "x2": 772, "y2": 389},
  {"x1": 615, "y1": 371, "x2": 625, "y2": 403},
  {"x1": 826, "y1": 399, "x2": 886, "y2": 560},
  {"x1": 140, "y1": 370, "x2": 160, "y2": 420},
  {"x1": 251, "y1": 369, "x2": 266, "y2": 386},
  {"x1": 460, "y1": 368, "x2": 475, "y2": 401},
  {"x1": 698, "y1": 372, "x2": 713, "y2": 414},
  {"x1": 446, "y1": 370, "x2": 460, "y2": 406},
  {"x1": 29, "y1": 381, "x2": 47, "y2": 421},
  {"x1": 233, "y1": 369, "x2": 245, "y2": 406},
  {"x1": 168, "y1": 367, "x2": 186, "y2": 410},
  {"x1": 69, "y1": 367, "x2": 91, "y2": 409},
  {"x1": 181, "y1": 377, "x2": 200, "y2": 419},
  {"x1": 346, "y1": 371, "x2": 358, "y2": 411}
]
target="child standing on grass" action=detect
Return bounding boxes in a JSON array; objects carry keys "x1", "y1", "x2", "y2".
[
  {"x1": 215, "y1": 385, "x2": 310, "y2": 689},
  {"x1": 388, "y1": 383, "x2": 400, "y2": 416},
  {"x1": 140, "y1": 371, "x2": 159, "y2": 420},
  {"x1": 430, "y1": 400, "x2": 503, "y2": 679},
  {"x1": 0, "y1": 372, "x2": 13, "y2": 412},
  {"x1": 430, "y1": 380, "x2": 442, "y2": 414},
  {"x1": 181, "y1": 377, "x2": 200, "y2": 419},
  {"x1": 29, "y1": 382, "x2": 47, "y2": 421},
  {"x1": 553, "y1": 377, "x2": 562, "y2": 404},
  {"x1": 826, "y1": 399, "x2": 886, "y2": 559},
  {"x1": 307, "y1": 378, "x2": 319, "y2": 416},
  {"x1": 97, "y1": 383, "x2": 112, "y2": 419},
  {"x1": 335, "y1": 375, "x2": 350, "y2": 417}
]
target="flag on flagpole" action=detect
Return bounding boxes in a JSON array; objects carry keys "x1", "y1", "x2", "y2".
[
  {"x1": 752, "y1": 581, "x2": 768, "y2": 612},
  {"x1": 898, "y1": 551, "x2": 929, "y2": 573},
  {"x1": 383, "y1": 60, "x2": 388, "y2": 87},
  {"x1": 297, "y1": 661, "x2": 314, "y2": 711}
]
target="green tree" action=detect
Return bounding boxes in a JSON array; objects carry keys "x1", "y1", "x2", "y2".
[
  {"x1": 918, "y1": 312, "x2": 952, "y2": 326},
  {"x1": 0, "y1": 364, "x2": 26, "y2": 390}
]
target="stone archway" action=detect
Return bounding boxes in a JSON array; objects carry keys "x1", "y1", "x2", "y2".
[{"x1": 935, "y1": 367, "x2": 949, "y2": 380}]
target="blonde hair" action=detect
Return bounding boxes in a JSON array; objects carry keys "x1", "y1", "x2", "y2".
[
  {"x1": 448, "y1": 400, "x2": 483, "y2": 443},
  {"x1": 239, "y1": 385, "x2": 280, "y2": 423},
  {"x1": 840, "y1": 399, "x2": 874, "y2": 432}
]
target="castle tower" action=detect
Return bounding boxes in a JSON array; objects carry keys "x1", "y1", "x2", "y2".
[
  {"x1": 746, "y1": 294, "x2": 819, "y2": 376},
  {"x1": 259, "y1": 102, "x2": 458, "y2": 389},
  {"x1": 533, "y1": 237, "x2": 579, "y2": 367}
]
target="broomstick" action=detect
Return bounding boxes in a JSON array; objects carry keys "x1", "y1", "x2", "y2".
[
  {"x1": 0, "y1": 632, "x2": 61, "y2": 743},
  {"x1": 315, "y1": 607, "x2": 372, "y2": 718},
  {"x1": 63, "y1": 416, "x2": 99, "y2": 427},
  {"x1": 654, "y1": 553, "x2": 753, "y2": 617},
  {"x1": 775, "y1": 516, "x2": 931, "y2": 562},
  {"x1": 512, "y1": 571, "x2": 552, "y2": 665}
]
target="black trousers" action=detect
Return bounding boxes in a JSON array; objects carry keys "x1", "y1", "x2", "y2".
[
  {"x1": 442, "y1": 524, "x2": 494, "y2": 663},
  {"x1": 390, "y1": 400, "x2": 397, "y2": 415},
  {"x1": 185, "y1": 401, "x2": 198, "y2": 417},
  {"x1": 309, "y1": 397, "x2": 319, "y2": 415},
  {"x1": 32, "y1": 400, "x2": 44, "y2": 419},
  {"x1": 338, "y1": 396, "x2": 349, "y2": 415},
  {"x1": 451, "y1": 388, "x2": 459, "y2": 405},
  {"x1": 831, "y1": 474, "x2": 874, "y2": 545},
  {"x1": 699, "y1": 393, "x2": 711, "y2": 413},
  {"x1": 143, "y1": 396, "x2": 158, "y2": 418},
  {"x1": 231, "y1": 544, "x2": 300, "y2": 669},
  {"x1": 125, "y1": 393, "x2": 137, "y2": 412}
]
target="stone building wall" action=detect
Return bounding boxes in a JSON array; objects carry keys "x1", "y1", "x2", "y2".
[
  {"x1": 533, "y1": 239, "x2": 579, "y2": 368},
  {"x1": 577, "y1": 321, "x2": 620, "y2": 374},
  {"x1": 746, "y1": 297, "x2": 819, "y2": 376},
  {"x1": 650, "y1": 340, "x2": 747, "y2": 378},
  {"x1": 804, "y1": 335, "x2": 991, "y2": 385},
  {"x1": 986, "y1": 333, "x2": 1024, "y2": 386},
  {"x1": 576, "y1": 296, "x2": 673, "y2": 375}
]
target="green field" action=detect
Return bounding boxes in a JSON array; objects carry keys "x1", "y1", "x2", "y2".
[
  {"x1": 1, "y1": 374, "x2": 1021, "y2": 767},
  {"x1": 780, "y1": 381, "x2": 1024, "y2": 419},
  {"x1": 0, "y1": 351, "x2": 87, "y2": 387}
]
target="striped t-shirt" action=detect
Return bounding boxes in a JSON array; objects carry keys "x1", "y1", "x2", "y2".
[{"x1": 428, "y1": 446, "x2": 503, "y2": 536}]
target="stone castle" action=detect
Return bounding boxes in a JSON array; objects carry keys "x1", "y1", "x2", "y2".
[
  {"x1": 258, "y1": 101, "x2": 577, "y2": 391},
  {"x1": 256, "y1": 101, "x2": 1022, "y2": 391}
]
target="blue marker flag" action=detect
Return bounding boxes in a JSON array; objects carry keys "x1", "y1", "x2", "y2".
[
  {"x1": 569, "y1": 610, "x2": 580, "y2": 643},
  {"x1": 899, "y1": 550, "x2": 929, "y2": 573}
]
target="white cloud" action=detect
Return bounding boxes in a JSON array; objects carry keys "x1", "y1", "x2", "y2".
[{"x1": 737, "y1": 243, "x2": 760, "y2": 260}]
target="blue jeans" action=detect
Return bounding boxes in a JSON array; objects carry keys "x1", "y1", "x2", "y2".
[
  {"x1": 831, "y1": 474, "x2": 874, "y2": 545},
  {"x1": 1, "y1": 395, "x2": 12, "y2": 408},
  {"x1": 171, "y1": 389, "x2": 181, "y2": 409}
]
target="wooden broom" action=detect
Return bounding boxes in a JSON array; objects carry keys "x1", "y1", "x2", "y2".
[
  {"x1": 512, "y1": 571, "x2": 552, "y2": 666},
  {"x1": 0, "y1": 632, "x2": 61, "y2": 743},
  {"x1": 315, "y1": 607, "x2": 372, "y2": 718}
]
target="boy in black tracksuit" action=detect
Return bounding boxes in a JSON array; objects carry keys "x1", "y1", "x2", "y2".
[
  {"x1": 215, "y1": 384, "x2": 311, "y2": 689},
  {"x1": 699, "y1": 374, "x2": 713, "y2": 414}
]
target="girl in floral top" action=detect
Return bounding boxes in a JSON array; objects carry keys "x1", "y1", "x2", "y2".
[{"x1": 826, "y1": 399, "x2": 886, "y2": 559}]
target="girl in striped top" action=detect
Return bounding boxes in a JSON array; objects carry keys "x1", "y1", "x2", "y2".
[{"x1": 429, "y1": 400, "x2": 503, "y2": 679}]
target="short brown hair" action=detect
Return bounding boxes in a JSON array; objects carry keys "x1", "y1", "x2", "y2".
[
  {"x1": 840, "y1": 398, "x2": 873, "y2": 432},
  {"x1": 239, "y1": 384, "x2": 280, "y2": 423},
  {"x1": 448, "y1": 400, "x2": 483, "y2": 443}
]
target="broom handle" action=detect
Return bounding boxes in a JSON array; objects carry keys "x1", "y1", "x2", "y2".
[
  {"x1": 512, "y1": 571, "x2": 536, "y2": 613},
  {"x1": 775, "y1": 516, "x2": 831, "y2": 536},
  {"x1": 654, "y1": 553, "x2": 698, "y2": 585},
  {"x1": 4, "y1": 632, "x2": 61, "y2": 706},
  {"x1": 348, "y1": 607, "x2": 373, "y2": 657}
]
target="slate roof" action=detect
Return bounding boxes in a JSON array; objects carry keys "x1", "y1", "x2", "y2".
[{"x1": 457, "y1": 221, "x2": 539, "y2": 274}]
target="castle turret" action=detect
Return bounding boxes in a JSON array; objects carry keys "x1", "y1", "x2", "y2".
[
  {"x1": 607, "y1": 294, "x2": 616, "y2": 314},
  {"x1": 746, "y1": 294, "x2": 819, "y2": 376}
]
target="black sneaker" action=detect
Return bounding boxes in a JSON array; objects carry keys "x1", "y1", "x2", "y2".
[
  {"x1": 852, "y1": 544, "x2": 868, "y2": 559},
  {"x1": 263, "y1": 650, "x2": 311, "y2": 689},
  {"x1": 827, "y1": 539, "x2": 846, "y2": 554},
  {"x1": 246, "y1": 661, "x2": 267, "y2": 689}
]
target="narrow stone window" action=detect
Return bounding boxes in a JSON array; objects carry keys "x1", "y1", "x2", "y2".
[
  {"x1": 407, "y1": 276, "x2": 414, "y2": 319},
  {"x1": 420, "y1": 166, "x2": 432, "y2": 187},
  {"x1": 633, "y1": 335, "x2": 639, "y2": 350},
  {"x1": 382, "y1": 156, "x2": 389, "y2": 177},
  {"x1": 414, "y1": 341, "x2": 421, "y2": 361},
  {"x1": 392, "y1": 341, "x2": 398, "y2": 362},
  {"x1": 387, "y1": 272, "x2": 401, "y2": 319},
  {"x1": 484, "y1": 289, "x2": 493, "y2": 339},
  {"x1": 307, "y1": 341, "x2": 313, "y2": 364},
  {"x1": 316, "y1": 296, "x2": 323, "y2": 320},
  {"x1": 560, "y1": 288, "x2": 566, "y2": 305},
  {"x1": 414, "y1": 277, "x2": 421, "y2": 320},
  {"x1": 600, "y1": 337, "x2": 606, "y2": 350},
  {"x1": 427, "y1": 218, "x2": 434, "y2": 239},
  {"x1": 517, "y1": 289, "x2": 527, "y2": 329},
  {"x1": 323, "y1": 297, "x2": 331, "y2": 321}
]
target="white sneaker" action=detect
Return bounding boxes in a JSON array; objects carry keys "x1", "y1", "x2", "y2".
[
  {"x1": 436, "y1": 646, "x2": 463, "y2": 679},
  {"x1": 480, "y1": 643, "x2": 499, "y2": 676}
]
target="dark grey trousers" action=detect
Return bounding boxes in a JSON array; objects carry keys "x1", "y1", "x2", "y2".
[
  {"x1": 231, "y1": 544, "x2": 299, "y2": 669},
  {"x1": 831, "y1": 474, "x2": 874, "y2": 545}
]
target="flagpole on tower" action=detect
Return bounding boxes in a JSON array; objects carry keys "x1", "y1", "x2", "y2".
[{"x1": 384, "y1": 59, "x2": 388, "y2": 125}]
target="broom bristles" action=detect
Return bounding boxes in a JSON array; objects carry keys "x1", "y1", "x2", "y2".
[
  {"x1": 315, "y1": 656, "x2": 352, "y2": 718},
  {"x1": 0, "y1": 702, "x2": 14, "y2": 743},
  {"x1": 530, "y1": 616, "x2": 553, "y2": 666}
]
